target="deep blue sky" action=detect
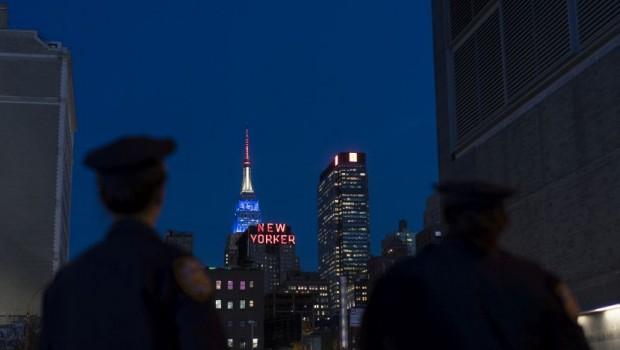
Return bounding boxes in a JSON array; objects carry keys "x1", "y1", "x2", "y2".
[{"x1": 8, "y1": 0, "x2": 437, "y2": 270}]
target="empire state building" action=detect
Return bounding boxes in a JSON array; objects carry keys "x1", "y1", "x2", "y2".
[{"x1": 225, "y1": 129, "x2": 263, "y2": 267}]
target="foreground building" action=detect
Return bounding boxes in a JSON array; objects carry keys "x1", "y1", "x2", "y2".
[
  {"x1": 432, "y1": 0, "x2": 619, "y2": 347},
  {"x1": 0, "y1": 5, "x2": 76, "y2": 320},
  {"x1": 206, "y1": 268, "x2": 265, "y2": 350},
  {"x1": 264, "y1": 272, "x2": 329, "y2": 349},
  {"x1": 279, "y1": 271, "x2": 330, "y2": 326}
]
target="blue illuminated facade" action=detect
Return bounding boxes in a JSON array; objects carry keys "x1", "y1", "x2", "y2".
[{"x1": 233, "y1": 195, "x2": 262, "y2": 233}]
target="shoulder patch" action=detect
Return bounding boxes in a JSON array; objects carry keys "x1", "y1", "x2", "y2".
[{"x1": 173, "y1": 256, "x2": 213, "y2": 302}]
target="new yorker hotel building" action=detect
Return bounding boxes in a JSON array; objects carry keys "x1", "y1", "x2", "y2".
[{"x1": 318, "y1": 152, "x2": 370, "y2": 319}]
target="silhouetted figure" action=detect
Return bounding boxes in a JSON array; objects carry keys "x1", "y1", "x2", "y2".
[
  {"x1": 361, "y1": 181, "x2": 590, "y2": 350},
  {"x1": 39, "y1": 137, "x2": 225, "y2": 350}
]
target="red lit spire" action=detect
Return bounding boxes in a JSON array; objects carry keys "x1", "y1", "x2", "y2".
[
  {"x1": 244, "y1": 128, "x2": 251, "y2": 167},
  {"x1": 241, "y1": 128, "x2": 254, "y2": 193}
]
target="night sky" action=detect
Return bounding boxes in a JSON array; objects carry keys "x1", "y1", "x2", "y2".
[{"x1": 8, "y1": 0, "x2": 437, "y2": 270}]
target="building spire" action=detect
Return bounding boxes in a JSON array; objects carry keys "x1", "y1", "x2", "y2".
[
  {"x1": 241, "y1": 128, "x2": 254, "y2": 194},
  {"x1": 244, "y1": 128, "x2": 251, "y2": 167}
]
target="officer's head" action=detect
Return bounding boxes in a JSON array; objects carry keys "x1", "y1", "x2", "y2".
[
  {"x1": 85, "y1": 136, "x2": 176, "y2": 225},
  {"x1": 436, "y1": 180, "x2": 514, "y2": 246}
]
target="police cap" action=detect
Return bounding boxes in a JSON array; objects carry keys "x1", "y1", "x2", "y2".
[
  {"x1": 435, "y1": 180, "x2": 514, "y2": 210},
  {"x1": 84, "y1": 136, "x2": 176, "y2": 173}
]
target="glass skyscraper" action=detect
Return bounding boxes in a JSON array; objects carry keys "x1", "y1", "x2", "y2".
[{"x1": 317, "y1": 152, "x2": 370, "y2": 320}]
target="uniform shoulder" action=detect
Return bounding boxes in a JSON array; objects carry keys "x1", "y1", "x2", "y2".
[
  {"x1": 498, "y1": 249, "x2": 559, "y2": 283},
  {"x1": 499, "y1": 250, "x2": 548, "y2": 272},
  {"x1": 171, "y1": 255, "x2": 214, "y2": 302}
]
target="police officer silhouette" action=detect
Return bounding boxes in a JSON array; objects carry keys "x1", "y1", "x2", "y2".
[
  {"x1": 40, "y1": 137, "x2": 225, "y2": 350},
  {"x1": 361, "y1": 181, "x2": 590, "y2": 350}
]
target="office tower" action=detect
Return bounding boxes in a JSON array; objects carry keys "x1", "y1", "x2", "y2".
[
  {"x1": 163, "y1": 230, "x2": 194, "y2": 254},
  {"x1": 432, "y1": 0, "x2": 620, "y2": 321},
  {"x1": 225, "y1": 129, "x2": 262, "y2": 268},
  {"x1": 0, "y1": 6, "x2": 76, "y2": 318},
  {"x1": 317, "y1": 152, "x2": 370, "y2": 320}
]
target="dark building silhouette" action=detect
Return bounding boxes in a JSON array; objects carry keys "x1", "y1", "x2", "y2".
[
  {"x1": 279, "y1": 271, "x2": 330, "y2": 326},
  {"x1": 368, "y1": 220, "x2": 418, "y2": 294},
  {"x1": 264, "y1": 272, "x2": 329, "y2": 348},
  {"x1": 432, "y1": 0, "x2": 620, "y2": 326},
  {"x1": 206, "y1": 268, "x2": 264, "y2": 350},
  {"x1": 416, "y1": 193, "x2": 443, "y2": 253},
  {"x1": 163, "y1": 230, "x2": 194, "y2": 254},
  {"x1": 382, "y1": 220, "x2": 416, "y2": 256}
]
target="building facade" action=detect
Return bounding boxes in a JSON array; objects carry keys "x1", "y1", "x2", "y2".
[
  {"x1": 317, "y1": 152, "x2": 370, "y2": 320},
  {"x1": 381, "y1": 220, "x2": 416, "y2": 257},
  {"x1": 206, "y1": 268, "x2": 265, "y2": 350},
  {"x1": 239, "y1": 224, "x2": 300, "y2": 294},
  {"x1": 318, "y1": 152, "x2": 370, "y2": 349},
  {"x1": 163, "y1": 230, "x2": 194, "y2": 254},
  {"x1": 0, "y1": 6, "x2": 76, "y2": 319},
  {"x1": 264, "y1": 272, "x2": 329, "y2": 349},
  {"x1": 432, "y1": 0, "x2": 619, "y2": 316},
  {"x1": 416, "y1": 193, "x2": 443, "y2": 253},
  {"x1": 279, "y1": 271, "x2": 330, "y2": 326}
]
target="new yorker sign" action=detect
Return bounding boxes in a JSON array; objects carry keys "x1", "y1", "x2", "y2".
[{"x1": 248, "y1": 223, "x2": 296, "y2": 245}]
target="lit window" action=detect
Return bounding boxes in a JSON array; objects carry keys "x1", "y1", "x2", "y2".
[
  {"x1": 227, "y1": 301, "x2": 233, "y2": 310},
  {"x1": 227, "y1": 280, "x2": 234, "y2": 290},
  {"x1": 249, "y1": 280, "x2": 254, "y2": 288},
  {"x1": 240, "y1": 280, "x2": 246, "y2": 290},
  {"x1": 349, "y1": 152, "x2": 358, "y2": 162},
  {"x1": 252, "y1": 338, "x2": 259, "y2": 348},
  {"x1": 249, "y1": 300, "x2": 254, "y2": 308},
  {"x1": 240, "y1": 341, "x2": 247, "y2": 349},
  {"x1": 227, "y1": 338, "x2": 233, "y2": 348},
  {"x1": 334, "y1": 155, "x2": 339, "y2": 166},
  {"x1": 215, "y1": 300, "x2": 221, "y2": 309},
  {"x1": 240, "y1": 300, "x2": 246, "y2": 309},
  {"x1": 216, "y1": 280, "x2": 222, "y2": 290}
]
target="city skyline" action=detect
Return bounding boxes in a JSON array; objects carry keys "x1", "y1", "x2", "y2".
[
  {"x1": 6, "y1": 0, "x2": 437, "y2": 271},
  {"x1": 2, "y1": 0, "x2": 618, "y2": 348}
]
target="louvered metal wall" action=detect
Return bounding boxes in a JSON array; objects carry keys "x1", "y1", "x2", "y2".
[
  {"x1": 454, "y1": 10, "x2": 504, "y2": 141},
  {"x1": 577, "y1": 0, "x2": 620, "y2": 45},
  {"x1": 448, "y1": 0, "x2": 620, "y2": 148}
]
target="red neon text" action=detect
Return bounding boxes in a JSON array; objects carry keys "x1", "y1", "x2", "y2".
[
  {"x1": 250, "y1": 234, "x2": 296, "y2": 245},
  {"x1": 257, "y1": 223, "x2": 288, "y2": 233}
]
